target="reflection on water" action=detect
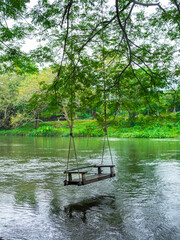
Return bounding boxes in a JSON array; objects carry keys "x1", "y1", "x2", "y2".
[
  {"x1": 64, "y1": 195, "x2": 115, "y2": 223},
  {"x1": 0, "y1": 136, "x2": 180, "y2": 240}
]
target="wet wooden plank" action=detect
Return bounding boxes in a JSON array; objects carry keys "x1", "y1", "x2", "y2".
[
  {"x1": 64, "y1": 165, "x2": 115, "y2": 173},
  {"x1": 94, "y1": 165, "x2": 115, "y2": 168},
  {"x1": 64, "y1": 173, "x2": 115, "y2": 186},
  {"x1": 64, "y1": 165, "x2": 97, "y2": 173}
]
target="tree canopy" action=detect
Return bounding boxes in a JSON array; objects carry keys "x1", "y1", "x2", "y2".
[{"x1": 0, "y1": 0, "x2": 179, "y2": 128}]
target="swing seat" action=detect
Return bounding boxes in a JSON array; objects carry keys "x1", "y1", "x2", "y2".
[{"x1": 64, "y1": 165, "x2": 115, "y2": 186}]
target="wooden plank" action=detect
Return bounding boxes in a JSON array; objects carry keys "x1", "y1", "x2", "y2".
[
  {"x1": 65, "y1": 171, "x2": 88, "y2": 174},
  {"x1": 94, "y1": 165, "x2": 115, "y2": 168},
  {"x1": 64, "y1": 173, "x2": 115, "y2": 186},
  {"x1": 64, "y1": 165, "x2": 115, "y2": 173},
  {"x1": 64, "y1": 165, "x2": 96, "y2": 173}
]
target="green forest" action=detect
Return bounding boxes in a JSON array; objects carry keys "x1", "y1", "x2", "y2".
[{"x1": 0, "y1": 0, "x2": 179, "y2": 138}]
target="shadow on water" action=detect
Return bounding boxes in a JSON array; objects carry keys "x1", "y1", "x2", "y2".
[
  {"x1": 48, "y1": 194, "x2": 125, "y2": 239},
  {"x1": 64, "y1": 195, "x2": 116, "y2": 223}
]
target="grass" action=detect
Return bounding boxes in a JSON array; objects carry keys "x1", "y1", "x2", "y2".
[{"x1": 0, "y1": 115, "x2": 179, "y2": 138}]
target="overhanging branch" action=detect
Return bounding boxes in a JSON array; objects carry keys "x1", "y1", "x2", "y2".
[{"x1": 131, "y1": 0, "x2": 167, "y2": 14}]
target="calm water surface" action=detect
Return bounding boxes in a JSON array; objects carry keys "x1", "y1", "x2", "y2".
[{"x1": 0, "y1": 136, "x2": 180, "y2": 240}]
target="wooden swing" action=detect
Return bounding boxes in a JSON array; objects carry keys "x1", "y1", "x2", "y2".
[
  {"x1": 64, "y1": 165, "x2": 115, "y2": 186},
  {"x1": 64, "y1": 1, "x2": 115, "y2": 186},
  {"x1": 63, "y1": 111, "x2": 115, "y2": 186}
]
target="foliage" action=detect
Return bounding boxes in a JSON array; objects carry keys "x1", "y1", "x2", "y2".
[
  {"x1": 27, "y1": 126, "x2": 65, "y2": 137},
  {"x1": 0, "y1": 0, "x2": 38, "y2": 73},
  {"x1": 176, "y1": 111, "x2": 180, "y2": 117},
  {"x1": 75, "y1": 125, "x2": 104, "y2": 137},
  {"x1": 0, "y1": 116, "x2": 179, "y2": 138},
  {"x1": 0, "y1": 0, "x2": 179, "y2": 134},
  {"x1": 10, "y1": 112, "x2": 30, "y2": 128},
  {"x1": 0, "y1": 73, "x2": 23, "y2": 129}
]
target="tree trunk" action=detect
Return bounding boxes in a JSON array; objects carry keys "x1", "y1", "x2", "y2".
[
  {"x1": 62, "y1": 103, "x2": 71, "y2": 128},
  {"x1": 33, "y1": 111, "x2": 39, "y2": 129},
  {"x1": 92, "y1": 110, "x2": 96, "y2": 120},
  {"x1": 34, "y1": 120, "x2": 37, "y2": 129},
  {"x1": 36, "y1": 111, "x2": 39, "y2": 128},
  {"x1": 2, "y1": 105, "x2": 10, "y2": 129}
]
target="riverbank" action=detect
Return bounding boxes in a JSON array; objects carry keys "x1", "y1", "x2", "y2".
[{"x1": 0, "y1": 115, "x2": 179, "y2": 138}]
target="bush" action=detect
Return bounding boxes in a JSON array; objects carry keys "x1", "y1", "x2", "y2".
[
  {"x1": 176, "y1": 111, "x2": 180, "y2": 117},
  {"x1": 1, "y1": 116, "x2": 179, "y2": 138},
  {"x1": 27, "y1": 126, "x2": 64, "y2": 137},
  {"x1": 75, "y1": 125, "x2": 104, "y2": 137},
  {"x1": 11, "y1": 112, "x2": 29, "y2": 128},
  {"x1": 78, "y1": 112, "x2": 92, "y2": 119}
]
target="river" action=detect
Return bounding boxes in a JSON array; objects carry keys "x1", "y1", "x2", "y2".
[{"x1": 0, "y1": 136, "x2": 180, "y2": 240}]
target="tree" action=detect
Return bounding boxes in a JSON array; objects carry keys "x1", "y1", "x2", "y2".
[
  {"x1": 17, "y1": 68, "x2": 55, "y2": 128},
  {"x1": 27, "y1": 0, "x2": 179, "y2": 117},
  {"x1": 1, "y1": 0, "x2": 179, "y2": 127},
  {"x1": 0, "y1": 73, "x2": 23, "y2": 129},
  {"x1": 0, "y1": 0, "x2": 38, "y2": 73}
]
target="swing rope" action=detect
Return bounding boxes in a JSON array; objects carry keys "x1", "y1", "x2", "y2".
[
  {"x1": 65, "y1": 1, "x2": 114, "y2": 184},
  {"x1": 65, "y1": 11, "x2": 81, "y2": 183},
  {"x1": 101, "y1": 0, "x2": 113, "y2": 166}
]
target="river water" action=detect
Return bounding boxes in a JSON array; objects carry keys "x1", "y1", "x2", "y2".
[{"x1": 0, "y1": 136, "x2": 179, "y2": 240}]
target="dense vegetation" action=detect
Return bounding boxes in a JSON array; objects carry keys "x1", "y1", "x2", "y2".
[
  {"x1": 0, "y1": 114, "x2": 179, "y2": 138},
  {"x1": 0, "y1": 0, "x2": 179, "y2": 137}
]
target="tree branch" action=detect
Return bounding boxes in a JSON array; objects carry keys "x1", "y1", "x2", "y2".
[
  {"x1": 78, "y1": 15, "x2": 117, "y2": 53},
  {"x1": 131, "y1": 0, "x2": 167, "y2": 14},
  {"x1": 78, "y1": 0, "x2": 131, "y2": 53},
  {"x1": 115, "y1": 0, "x2": 132, "y2": 61},
  {"x1": 173, "y1": 0, "x2": 180, "y2": 14},
  {"x1": 124, "y1": 3, "x2": 135, "y2": 29},
  {"x1": 56, "y1": 0, "x2": 73, "y2": 80}
]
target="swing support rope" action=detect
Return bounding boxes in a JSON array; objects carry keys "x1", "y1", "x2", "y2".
[
  {"x1": 65, "y1": 0, "x2": 114, "y2": 184},
  {"x1": 65, "y1": 11, "x2": 81, "y2": 183},
  {"x1": 101, "y1": 0, "x2": 113, "y2": 166}
]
